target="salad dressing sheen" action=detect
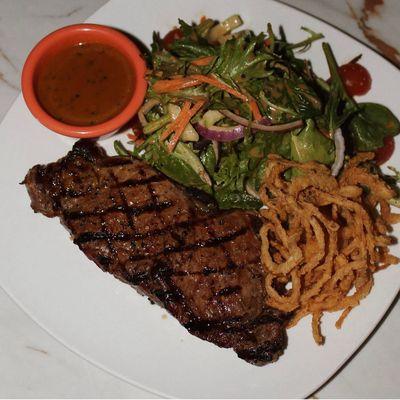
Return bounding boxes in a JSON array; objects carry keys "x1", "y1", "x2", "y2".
[{"x1": 35, "y1": 42, "x2": 134, "y2": 126}]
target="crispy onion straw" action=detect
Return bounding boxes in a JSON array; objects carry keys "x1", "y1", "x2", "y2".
[{"x1": 259, "y1": 153, "x2": 400, "y2": 344}]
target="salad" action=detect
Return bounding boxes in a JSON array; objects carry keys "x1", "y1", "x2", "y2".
[{"x1": 114, "y1": 15, "x2": 400, "y2": 210}]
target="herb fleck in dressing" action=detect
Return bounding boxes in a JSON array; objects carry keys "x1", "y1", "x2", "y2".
[{"x1": 36, "y1": 42, "x2": 134, "y2": 126}]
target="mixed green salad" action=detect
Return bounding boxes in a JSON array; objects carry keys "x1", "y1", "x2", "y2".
[{"x1": 114, "y1": 15, "x2": 400, "y2": 210}]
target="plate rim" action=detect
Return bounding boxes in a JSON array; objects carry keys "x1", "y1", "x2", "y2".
[{"x1": 0, "y1": 0, "x2": 399, "y2": 398}]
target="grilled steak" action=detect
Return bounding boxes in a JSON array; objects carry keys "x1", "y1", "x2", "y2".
[{"x1": 23, "y1": 140, "x2": 287, "y2": 365}]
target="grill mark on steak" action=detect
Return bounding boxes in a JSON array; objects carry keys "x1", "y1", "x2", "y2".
[
  {"x1": 23, "y1": 140, "x2": 288, "y2": 365},
  {"x1": 109, "y1": 169, "x2": 137, "y2": 233},
  {"x1": 145, "y1": 179, "x2": 202, "y2": 326},
  {"x1": 127, "y1": 227, "x2": 247, "y2": 261},
  {"x1": 74, "y1": 216, "x2": 224, "y2": 244},
  {"x1": 60, "y1": 175, "x2": 167, "y2": 199},
  {"x1": 126, "y1": 242, "x2": 260, "y2": 287},
  {"x1": 88, "y1": 162, "x2": 118, "y2": 268},
  {"x1": 64, "y1": 201, "x2": 173, "y2": 220}
]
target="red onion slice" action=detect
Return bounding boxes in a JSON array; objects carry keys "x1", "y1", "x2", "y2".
[
  {"x1": 331, "y1": 128, "x2": 345, "y2": 176},
  {"x1": 259, "y1": 117, "x2": 272, "y2": 126},
  {"x1": 195, "y1": 122, "x2": 245, "y2": 142},
  {"x1": 220, "y1": 109, "x2": 303, "y2": 132}
]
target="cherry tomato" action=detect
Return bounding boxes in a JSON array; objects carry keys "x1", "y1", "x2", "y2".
[
  {"x1": 264, "y1": 38, "x2": 271, "y2": 47},
  {"x1": 338, "y1": 63, "x2": 372, "y2": 96},
  {"x1": 163, "y1": 28, "x2": 183, "y2": 50},
  {"x1": 374, "y1": 136, "x2": 395, "y2": 165}
]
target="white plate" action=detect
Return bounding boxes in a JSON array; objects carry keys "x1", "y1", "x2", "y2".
[{"x1": 0, "y1": 0, "x2": 399, "y2": 397}]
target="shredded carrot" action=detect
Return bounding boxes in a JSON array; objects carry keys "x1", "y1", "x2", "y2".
[
  {"x1": 160, "y1": 100, "x2": 191, "y2": 141},
  {"x1": 249, "y1": 99, "x2": 262, "y2": 121},
  {"x1": 191, "y1": 56, "x2": 215, "y2": 66},
  {"x1": 153, "y1": 74, "x2": 248, "y2": 103},
  {"x1": 153, "y1": 77, "x2": 201, "y2": 93},
  {"x1": 167, "y1": 99, "x2": 206, "y2": 152},
  {"x1": 127, "y1": 132, "x2": 144, "y2": 147},
  {"x1": 134, "y1": 138, "x2": 145, "y2": 146},
  {"x1": 190, "y1": 74, "x2": 248, "y2": 101},
  {"x1": 200, "y1": 15, "x2": 207, "y2": 23},
  {"x1": 159, "y1": 119, "x2": 179, "y2": 141}
]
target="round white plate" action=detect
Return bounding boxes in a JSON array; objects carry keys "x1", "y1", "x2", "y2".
[{"x1": 0, "y1": 0, "x2": 399, "y2": 398}]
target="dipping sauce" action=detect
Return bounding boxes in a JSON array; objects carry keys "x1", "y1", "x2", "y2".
[{"x1": 35, "y1": 42, "x2": 134, "y2": 126}]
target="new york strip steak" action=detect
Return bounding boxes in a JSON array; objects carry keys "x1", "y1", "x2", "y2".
[{"x1": 23, "y1": 140, "x2": 288, "y2": 364}]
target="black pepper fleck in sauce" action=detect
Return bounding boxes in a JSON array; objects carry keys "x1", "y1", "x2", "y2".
[{"x1": 36, "y1": 42, "x2": 134, "y2": 126}]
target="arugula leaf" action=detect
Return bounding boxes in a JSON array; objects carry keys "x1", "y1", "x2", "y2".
[
  {"x1": 286, "y1": 27, "x2": 324, "y2": 52},
  {"x1": 291, "y1": 119, "x2": 335, "y2": 164},
  {"x1": 207, "y1": 91, "x2": 250, "y2": 118},
  {"x1": 151, "y1": 31, "x2": 163, "y2": 53},
  {"x1": 273, "y1": 25, "x2": 323, "y2": 73},
  {"x1": 177, "y1": 17, "x2": 215, "y2": 39},
  {"x1": 177, "y1": 18, "x2": 195, "y2": 37},
  {"x1": 170, "y1": 18, "x2": 218, "y2": 60},
  {"x1": 213, "y1": 149, "x2": 248, "y2": 192},
  {"x1": 347, "y1": 103, "x2": 400, "y2": 151},
  {"x1": 285, "y1": 77, "x2": 322, "y2": 117},
  {"x1": 170, "y1": 39, "x2": 216, "y2": 59},
  {"x1": 322, "y1": 42, "x2": 358, "y2": 133},
  {"x1": 200, "y1": 143, "x2": 217, "y2": 175},
  {"x1": 263, "y1": 75, "x2": 322, "y2": 121},
  {"x1": 212, "y1": 35, "x2": 272, "y2": 82},
  {"x1": 152, "y1": 50, "x2": 185, "y2": 77}
]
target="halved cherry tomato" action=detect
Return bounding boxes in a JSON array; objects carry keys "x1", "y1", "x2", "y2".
[
  {"x1": 374, "y1": 136, "x2": 395, "y2": 165},
  {"x1": 338, "y1": 63, "x2": 372, "y2": 96},
  {"x1": 163, "y1": 28, "x2": 183, "y2": 50}
]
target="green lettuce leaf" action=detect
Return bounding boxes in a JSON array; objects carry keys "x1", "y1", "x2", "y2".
[
  {"x1": 134, "y1": 138, "x2": 212, "y2": 194},
  {"x1": 347, "y1": 102, "x2": 400, "y2": 151},
  {"x1": 290, "y1": 119, "x2": 335, "y2": 164},
  {"x1": 211, "y1": 145, "x2": 262, "y2": 209}
]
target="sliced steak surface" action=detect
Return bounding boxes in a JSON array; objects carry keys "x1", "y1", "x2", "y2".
[{"x1": 23, "y1": 140, "x2": 287, "y2": 365}]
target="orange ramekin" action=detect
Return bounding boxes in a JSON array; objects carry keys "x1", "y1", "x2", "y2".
[{"x1": 21, "y1": 24, "x2": 147, "y2": 138}]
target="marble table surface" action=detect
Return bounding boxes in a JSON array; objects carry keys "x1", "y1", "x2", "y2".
[{"x1": 0, "y1": 0, "x2": 399, "y2": 397}]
